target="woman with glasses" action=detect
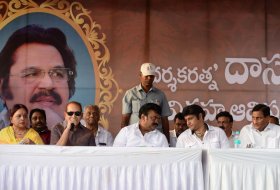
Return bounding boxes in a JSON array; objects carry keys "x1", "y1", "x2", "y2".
[{"x1": 0, "y1": 104, "x2": 44, "y2": 144}]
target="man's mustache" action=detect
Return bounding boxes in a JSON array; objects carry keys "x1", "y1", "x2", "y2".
[
  {"x1": 34, "y1": 122, "x2": 44, "y2": 126},
  {"x1": 152, "y1": 122, "x2": 159, "y2": 127},
  {"x1": 30, "y1": 90, "x2": 62, "y2": 105}
]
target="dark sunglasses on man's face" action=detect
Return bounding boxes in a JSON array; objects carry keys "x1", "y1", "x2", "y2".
[{"x1": 67, "y1": 111, "x2": 82, "y2": 116}]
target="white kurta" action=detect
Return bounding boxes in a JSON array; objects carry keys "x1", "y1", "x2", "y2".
[
  {"x1": 176, "y1": 125, "x2": 229, "y2": 148},
  {"x1": 113, "y1": 122, "x2": 169, "y2": 147},
  {"x1": 95, "y1": 125, "x2": 114, "y2": 146},
  {"x1": 239, "y1": 123, "x2": 280, "y2": 148}
]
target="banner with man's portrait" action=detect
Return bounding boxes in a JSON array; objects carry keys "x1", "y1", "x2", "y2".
[{"x1": 0, "y1": 0, "x2": 119, "y2": 130}]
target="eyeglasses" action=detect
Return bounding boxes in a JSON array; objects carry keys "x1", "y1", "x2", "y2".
[
  {"x1": 67, "y1": 111, "x2": 82, "y2": 116},
  {"x1": 10, "y1": 67, "x2": 74, "y2": 83}
]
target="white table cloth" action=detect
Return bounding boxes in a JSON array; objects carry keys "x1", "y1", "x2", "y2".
[
  {"x1": 0, "y1": 145, "x2": 203, "y2": 190},
  {"x1": 208, "y1": 149, "x2": 280, "y2": 190}
]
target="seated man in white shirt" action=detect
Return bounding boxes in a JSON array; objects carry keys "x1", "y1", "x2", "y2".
[
  {"x1": 176, "y1": 104, "x2": 229, "y2": 148},
  {"x1": 83, "y1": 105, "x2": 114, "y2": 146},
  {"x1": 239, "y1": 104, "x2": 280, "y2": 148},
  {"x1": 215, "y1": 111, "x2": 234, "y2": 147},
  {"x1": 169, "y1": 112, "x2": 188, "y2": 147},
  {"x1": 113, "y1": 103, "x2": 169, "y2": 147}
]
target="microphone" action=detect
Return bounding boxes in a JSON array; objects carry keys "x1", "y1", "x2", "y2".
[{"x1": 70, "y1": 123, "x2": 75, "y2": 131}]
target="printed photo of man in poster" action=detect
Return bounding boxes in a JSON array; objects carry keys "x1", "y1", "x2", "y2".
[{"x1": 0, "y1": 13, "x2": 96, "y2": 129}]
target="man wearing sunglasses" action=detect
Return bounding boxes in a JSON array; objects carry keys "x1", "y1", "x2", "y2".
[
  {"x1": 50, "y1": 101, "x2": 96, "y2": 146},
  {"x1": 0, "y1": 25, "x2": 77, "y2": 129}
]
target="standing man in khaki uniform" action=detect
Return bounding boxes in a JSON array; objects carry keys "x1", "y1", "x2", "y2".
[{"x1": 121, "y1": 63, "x2": 171, "y2": 141}]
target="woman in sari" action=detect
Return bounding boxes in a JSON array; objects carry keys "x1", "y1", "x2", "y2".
[{"x1": 0, "y1": 104, "x2": 44, "y2": 144}]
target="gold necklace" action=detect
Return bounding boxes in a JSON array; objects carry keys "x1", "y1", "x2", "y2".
[
  {"x1": 195, "y1": 132, "x2": 204, "y2": 137},
  {"x1": 195, "y1": 131, "x2": 204, "y2": 137},
  {"x1": 13, "y1": 128, "x2": 27, "y2": 137},
  {"x1": 195, "y1": 129, "x2": 206, "y2": 139}
]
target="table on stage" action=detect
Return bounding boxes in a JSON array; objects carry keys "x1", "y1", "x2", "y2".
[
  {"x1": 1, "y1": 145, "x2": 280, "y2": 190},
  {"x1": 0, "y1": 145, "x2": 203, "y2": 190},
  {"x1": 207, "y1": 149, "x2": 280, "y2": 190}
]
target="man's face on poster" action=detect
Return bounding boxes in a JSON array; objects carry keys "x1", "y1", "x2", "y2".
[{"x1": 5, "y1": 43, "x2": 70, "y2": 127}]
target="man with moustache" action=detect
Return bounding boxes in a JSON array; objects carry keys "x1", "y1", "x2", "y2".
[
  {"x1": 176, "y1": 104, "x2": 229, "y2": 148},
  {"x1": 216, "y1": 111, "x2": 234, "y2": 147},
  {"x1": 50, "y1": 101, "x2": 96, "y2": 146},
  {"x1": 114, "y1": 103, "x2": 168, "y2": 147},
  {"x1": 239, "y1": 104, "x2": 280, "y2": 148},
  {"x1": 121, "y1": 63, "x2": 171, "y2": 141},
  {"x1": 0, "y1": 25, "x2": 77, "y2": 128},
  {"x1": 29, "y1": 108, "x2": 51, "y2": 144},
  {"x1": 169, "y1": 112, "x2": 188, "y2": 147}
]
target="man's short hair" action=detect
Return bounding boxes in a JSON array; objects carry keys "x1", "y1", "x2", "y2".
[
  {"x1": 215, "y1": 111, "x2": 233, "y2": 123},
  {"x1": 252, "y1": 104, "x2": 270, "y2": 117},
  {"x1": 0, "y1": 24, "x2": 77, "y2": 99},
  {"x1": 66, "y1": 101, "x2": 82, "y2": 112},
  {"x1": 29, "y1": 108, "x2": 46, "y2": 122},
  {"x1": 138, "y1": 103, "x2": 162, "y2": 118},
  {"x1": 182, "y1": 104, "x2": 205, "y2": 119},
  {"x1": 174, "y1": 112, "x2": 184, "y2": 122},
  {"x1": 84, "y1": 105, "x2": 100, "y2": 113}
]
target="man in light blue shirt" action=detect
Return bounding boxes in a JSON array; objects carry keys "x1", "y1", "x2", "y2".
[{"x1": 121, "y1": 63, "x2": 171, "y2": 141}]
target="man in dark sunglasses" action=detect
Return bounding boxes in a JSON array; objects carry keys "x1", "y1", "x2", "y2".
[{"x1": 50, "y1": 101, "x2": 96, "y2": 146}]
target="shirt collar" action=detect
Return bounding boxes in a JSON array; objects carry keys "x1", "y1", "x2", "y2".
[
  {"x1": 30, "y1": 125, "x2": 49, "y2": 133},
  {"x1": 137, "y1": 123, "x2": 157, "y2": 135},
  {"x1": 250, "y1": 123, "x2": 272, "y2": 132},
  {"x1": 191, "y1": 123, "x2": 209, "y2": 134},
  {"x1": 265, "y1": 123, "x2": 272, "y2": 130},
  {"x1": 137, "y1": 84, "x2": 154, "y2": 92}
]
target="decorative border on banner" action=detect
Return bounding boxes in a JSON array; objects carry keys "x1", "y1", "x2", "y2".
[{"x1": 0, "y1": 0, "x2": 121, "y2": 128}]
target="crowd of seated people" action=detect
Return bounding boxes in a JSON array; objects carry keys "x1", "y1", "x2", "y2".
[
  {"x1": 0, "y1": 101, "x2": 280, "y2": 148},
  {"x1": 0, "y1": 58, "x2": 279, "y2": 148}
]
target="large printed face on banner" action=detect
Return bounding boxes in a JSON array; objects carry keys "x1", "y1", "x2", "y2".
[
  {"x1": 0, "y1": 1, "x2": 120, "y2": 132},
  {"x1": 0, "y1": 14, "x2": 95, "y2": 128},
  {"x1": 7, "y1": 43, "x2": 70, "y2": 126}
]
